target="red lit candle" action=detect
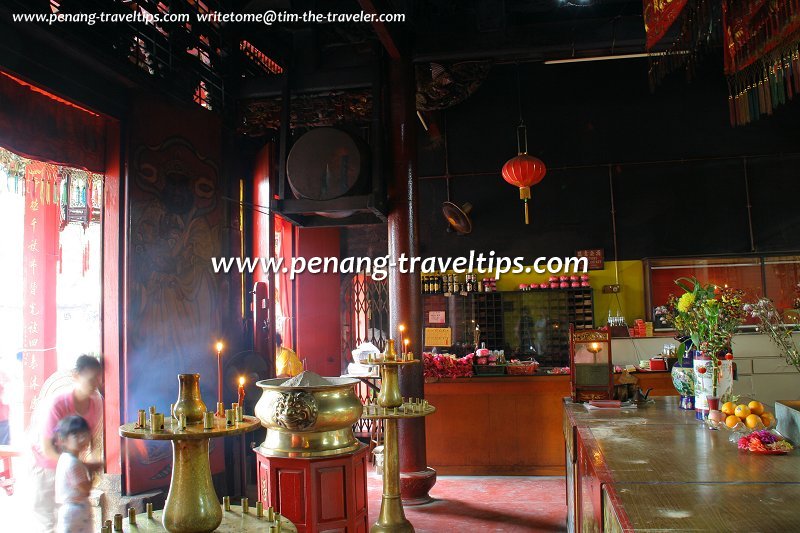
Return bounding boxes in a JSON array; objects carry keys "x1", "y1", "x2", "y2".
[
  {"x1": 238, "y1": 376, "x2": 246, "y2": 407},
  {"x1": 404, "y1": 338, "x2": 410, "y2": 357},
  {"x1": 216, "y1": 341, "x2": 224, "y2": 415},
  {"x1": 398, "y1": 324, "x2": 405, "y2": 355}
]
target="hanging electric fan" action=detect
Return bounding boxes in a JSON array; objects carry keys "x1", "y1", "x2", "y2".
[{"x1": 439, "y1": 112, "x2": 473, "y2": 235}]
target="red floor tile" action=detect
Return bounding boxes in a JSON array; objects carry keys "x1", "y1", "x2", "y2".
[{"x1": 367, "y1": 472, "x2": 567, "y2": 532}]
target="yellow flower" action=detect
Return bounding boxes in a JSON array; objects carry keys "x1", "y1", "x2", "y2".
[{"x1": 677, "y1": 292, "x2": 695, "y2": 312}]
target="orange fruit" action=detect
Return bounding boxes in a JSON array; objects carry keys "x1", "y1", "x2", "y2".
[
  {"x1": 761, "y1": 412, "x2": 776, "y2": 427},
  {"x1": 725, "y1": 415, "x2": 740, "y2": 428},
  {"x1": 734, "y1": 404, "x2": 751, "y2": 419},
  {"x1": 721, "y1": 402, "x2": 736, "y2": 416},
  {"x1": 748, "y1": 401, "x2": 765, "y2": 416},
  {"x1": 745, "y1": 414, "x2": 763, "y2": 429}
]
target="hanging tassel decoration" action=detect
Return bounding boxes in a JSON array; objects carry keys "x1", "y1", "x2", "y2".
[
  {"x1": 85, "y1": 176, "x2": 93, "y2": 227},
  {"x1": 728, "y1": 90, "x2": 736, "y2": 127},
  {"x1": 520, "y1": 186, "x2": 531, "y2": 225},
  {"x1": 766, "y1": 71, "x2": 773, "y2": 115}
]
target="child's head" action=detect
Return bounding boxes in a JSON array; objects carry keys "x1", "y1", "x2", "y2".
[
  {"x1": 72, "y1": 355, "x2": 102, "y2": 397},
  {"x1": 56, "y1": 415, "x2": 91, "y2": 455}
]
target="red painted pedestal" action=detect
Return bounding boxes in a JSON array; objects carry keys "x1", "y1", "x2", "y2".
[{"x1": 255, "y1": 444, "x2": 370, "y2": 533}]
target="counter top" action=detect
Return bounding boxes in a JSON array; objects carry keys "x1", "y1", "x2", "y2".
[
  {"x1": 564, "y1": 397, "x2": 800, "y2": 532},
  {"x1": 425, "y1": 370, "x2": 669, "y2": 383},
  {"x1": 607, "y1": 483, "x2": 800, "y2": 532}
]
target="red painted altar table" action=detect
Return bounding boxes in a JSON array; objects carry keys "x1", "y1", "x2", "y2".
[{"x1": 254, "y1": 444, "x2": 370, "y2": 533}]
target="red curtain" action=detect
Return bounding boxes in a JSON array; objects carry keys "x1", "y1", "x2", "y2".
[
  {"x1": 21, "y1": 161, "x2": 60, "y2": 427},
  {"x1": 0, "y1": 71, "x2": 106, "y2": 172}
]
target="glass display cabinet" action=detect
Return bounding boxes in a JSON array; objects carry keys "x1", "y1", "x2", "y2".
[
  {"x1": 421, "y1": 288, "x2": 594, "y2": 367},
  {"x1": 569, "y1": 325, "x2": 613, "y2": 402}
]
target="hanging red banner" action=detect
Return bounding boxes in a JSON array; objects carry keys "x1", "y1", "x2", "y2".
[
  {"x1": 21, "y1": 161, "x2": 60, "y2": 428},
  {"x1": 723, "y1": 0, "x2": 800, "y2": 74},
  {"x1": 723, "y1": 1, "x2": 800, "y2": 125},
  {"x1": 643, "y1": 0, "x2": 689, "y2": 50}
]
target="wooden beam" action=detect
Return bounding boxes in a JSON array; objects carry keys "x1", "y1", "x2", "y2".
[{"x1": 358, "y1": 0, "x2": 402, "y2": 59}]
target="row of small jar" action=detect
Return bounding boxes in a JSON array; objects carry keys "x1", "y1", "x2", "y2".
[{"x1": 519, "y1": 274, "x2": 591, "y2": 290}]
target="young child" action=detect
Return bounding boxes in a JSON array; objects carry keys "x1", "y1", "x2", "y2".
[{"x1": 54, "y1": 415, "x2": 93, "y2": 533}]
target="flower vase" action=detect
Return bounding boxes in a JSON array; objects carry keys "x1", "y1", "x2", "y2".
[
  {"x1": 670, "y1": 348, "x2": 695, "y2": 410},
  {"x1": 693, "y1": 355, "x2": 733, "y2": 420}
]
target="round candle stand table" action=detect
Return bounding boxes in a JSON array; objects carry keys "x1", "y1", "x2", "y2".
[
  {"x1": 116, "y1": 505, "x2": 297, "y2": 532},
  {"x1": 119, "y1": 416, "x2": 260, "y2": 533},
  {"x1": 362, "y1": 357, "x2": 436, "y2": 533}
]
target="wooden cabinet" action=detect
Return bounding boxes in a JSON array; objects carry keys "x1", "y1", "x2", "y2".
[
  {"x1": 255, "y1": 446, "x2": 369, "y2": 533},
  {"x1": 424, "y1": 372, "x2": 674, "y2": 477}
]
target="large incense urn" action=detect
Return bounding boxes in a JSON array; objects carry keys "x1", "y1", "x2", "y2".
[{"x1": 254, "y1": 377, "x2": 363, "y2": 457}]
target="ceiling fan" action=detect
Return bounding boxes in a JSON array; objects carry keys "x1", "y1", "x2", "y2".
[{"x1": 438, "y1": 112, "x2": 473, "y2": 235}]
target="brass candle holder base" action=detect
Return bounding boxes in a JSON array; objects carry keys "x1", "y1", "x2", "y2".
[
  {"x1": 120, "y1": 375, "x2": 260, "y2": 533},
  {"x1": 365, "y1": 343, "x2": 435, "y2": 533},
  {"x1": 370, "y1": 418, "x2": 414, "y2": 533}
]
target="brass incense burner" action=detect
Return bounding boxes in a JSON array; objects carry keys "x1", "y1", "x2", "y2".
[{"x1": 254, "y1": 376, "x2": 363, "y2": 457}]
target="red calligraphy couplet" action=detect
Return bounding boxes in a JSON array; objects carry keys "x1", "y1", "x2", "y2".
[{"x1": 22, "y1": 161, "x2": 60, "y2": 428}]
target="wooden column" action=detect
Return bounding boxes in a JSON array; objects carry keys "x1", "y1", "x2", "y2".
[{"x1": 388, "y1": 58, "x2": 436, "y2": 505}]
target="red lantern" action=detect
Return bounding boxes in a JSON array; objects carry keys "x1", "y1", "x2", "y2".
[{"x1": 501, "y1": 153, "x2": 546, "y2": 224}]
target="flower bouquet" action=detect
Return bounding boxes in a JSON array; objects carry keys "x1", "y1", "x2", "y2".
[
  {"x1": 744, "y1": 298, "x2": 800, "y2": 373},
  {"x1": 666, "y1": 277, "x2": 746, "y2": 415},
  {"x1": 423, "y1": 352, "x2": 474, "y2": 380}
]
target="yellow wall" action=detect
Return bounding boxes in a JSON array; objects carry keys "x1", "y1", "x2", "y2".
[{"x1": 441, "y1": 260, "x2": 646, "y2": 327}]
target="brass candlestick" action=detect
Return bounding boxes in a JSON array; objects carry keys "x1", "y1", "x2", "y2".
[{"x1": 362, "y1": 340, "x2": 437, "y2": 533}]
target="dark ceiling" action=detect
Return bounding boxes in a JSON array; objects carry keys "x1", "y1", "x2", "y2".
[
  {"x1": 235, "y1": 0, "x2": 648, "y2": 64},
  {"x1": 0, "y1": 0, "x2": 652, "y2": 116}
]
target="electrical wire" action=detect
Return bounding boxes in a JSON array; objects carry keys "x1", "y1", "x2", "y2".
[{"x1": 221, "y1": 195, "x2": 270, "y2": 216}]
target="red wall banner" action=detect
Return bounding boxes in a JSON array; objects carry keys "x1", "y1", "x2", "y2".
[{"x1": 21, "y1": 161, "x2": 60, "y2": 427}]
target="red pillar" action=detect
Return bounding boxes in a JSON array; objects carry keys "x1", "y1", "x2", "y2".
[
  {"x1": 252, "y1": 144, "x2": 275, "y2": 377},
  {"x1": 388, "y1": 58, "x2": 436, "y2": 505},
  {"x1": 102, "y1": 120, "x2": 122, "y2": 474}
]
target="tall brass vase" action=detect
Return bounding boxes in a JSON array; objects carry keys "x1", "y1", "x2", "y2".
[
  {"x1": 377, "y1": 341, "x2": 403, "y2": 408},
  {"x1": 163, "y1": 439, "x2": 222, "y2": 533},
  {"x1": 173, "y1": 373, "x2": 207, "y2": 424}
]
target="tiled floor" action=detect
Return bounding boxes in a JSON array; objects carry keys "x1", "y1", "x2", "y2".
[
  {"x1": 366, "y1": 471, "x2": 568, "y2": 533},
  {"x1": 0, "y1": 458, "x2": 568, "y2": 532}
]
